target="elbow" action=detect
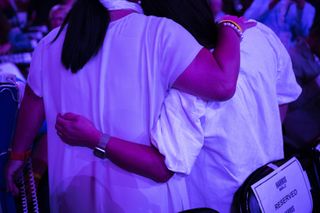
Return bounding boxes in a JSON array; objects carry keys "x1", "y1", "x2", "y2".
[
  {"x1": 217, "y1": 84, "x2": 236, "y2": 101},
  {"x1": 149, "y1": 149, "x2": 174, "y2": 183},
  {"x1": 152, "y1": 169, "x2": 174, "y2": 183},
  {"x1": 205, "y1": 83, "x2": 237, "y2": 101}
]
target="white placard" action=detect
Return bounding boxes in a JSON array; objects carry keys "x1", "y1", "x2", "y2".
[{"x1": 251, "y1": 157, "x2": 313, "y2": 213}]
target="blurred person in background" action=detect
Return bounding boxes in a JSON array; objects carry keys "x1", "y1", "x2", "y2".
[
  {"x1": 64, "y1": 0, "x2": 75, "y2": 6},
  {"x1": 28, "y1": 0, "x2": 63, "y2": 26},
  {"x1": 221, "y1": 0, "x2": 241, "y2": 15},
  {"x1": 283, "y1": 24, "x2": 320, "y2": 149},
  {"x1": 244, "y1": 0, "x2": 315, "y2": 48},
  {"x1": 0, "y1": 11, "x2": 32, "y2": 54},
  {"x1": 0, "y1": 12, "x2": 12, "y2": 54},
  {"x1": 0, "y1": 0, "x2": 18, "y2": 25},
  {"x1": 48, "y1": 4, "x2": 71, "y2": 29}
]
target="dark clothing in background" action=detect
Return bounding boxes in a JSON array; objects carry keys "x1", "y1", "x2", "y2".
[{"x1": 28, "y1": 0, "x2": 62, "y2": 26}]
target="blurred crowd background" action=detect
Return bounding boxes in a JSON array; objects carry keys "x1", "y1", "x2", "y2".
[
  {"x1": 1, "y1": 0, "x2": 320, "y2": 158},
  {"x1": 0, "y1": 0, "x2": 319, "y2": 212},
  {"x1": 0, "y1": 0, "x2": 73, "y2": 69},
  {"x1": 0, "y1": 0, "x2": 319, "y2": 153}
]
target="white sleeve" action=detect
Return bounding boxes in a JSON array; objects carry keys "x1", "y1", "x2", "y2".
[
  {"x1": 159, "y1": 19, "x2": 203, "y2": 88},
  {"x1": 151, "y1": 89, "x2": 206, "y2": 175},
  {"x1": 27, "y1": 41, "x2": 44, "y2": 97}
]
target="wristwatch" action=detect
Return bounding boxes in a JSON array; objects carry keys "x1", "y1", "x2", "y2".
[{"x1": 93, "y1": 133, "x2": 110, "y2": 159}]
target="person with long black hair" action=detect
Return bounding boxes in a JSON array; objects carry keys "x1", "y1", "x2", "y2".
[
  {"x1": 6, "y1": 0, "x2": 255, "y2": 212},
  {"x1": 142, "y1": 0, "x2": 301, "y2": 212}
]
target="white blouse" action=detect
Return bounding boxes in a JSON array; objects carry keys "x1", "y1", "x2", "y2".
[
  {"x1": 28, "y1": 13, "x2": 202, "y2": 213},
  {"x1": 151, "y1": 22, "x2": 302, "y2": 212}
]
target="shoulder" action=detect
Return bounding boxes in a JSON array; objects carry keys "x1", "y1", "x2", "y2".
[
  {"x1": 249, "y1": 21, "x2": 284, "y2": 48},
  {"x1": 142, "y1": 14, "x2": 189, "y2": 35},
  {"x1": 241, "y1": 20, "x2": 277, "y2": 39},
  {"x1": 36, "y1": 27, "x2": 64, "y2": 47},
  {"x1": 253, "y1": 21, "x2": 276, "y2": 36},
  {"x1": 241, "y1": 21, "x2": 269, "y2": 48}
]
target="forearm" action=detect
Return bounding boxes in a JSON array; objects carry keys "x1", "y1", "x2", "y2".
[
  {"x1": 105, "y1": 137, "x2": 173, "y2": 183},
  {"x1": 56, "y1": 113, "x2": 174, "y2": 182},
  {"x1": 32, "y1": 134, "x2": 48, "y2": 176},
  {"x1": 11, "y1": 85, "x2": 45, "y2": 152},
  {"x1": 279, "y1": 104, "x2": 288, "y2": 123},
  {"x1": 211, "y1": 26, "x2": 240, "y2": 95}
]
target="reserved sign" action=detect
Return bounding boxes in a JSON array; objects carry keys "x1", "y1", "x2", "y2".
[{"x1": 251, "y1": 157, "x2": 313, "y2": 213}]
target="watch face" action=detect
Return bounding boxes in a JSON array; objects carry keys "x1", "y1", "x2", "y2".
[{"x1": 93, "y1": 147, "x2": 107, "y2": 159}]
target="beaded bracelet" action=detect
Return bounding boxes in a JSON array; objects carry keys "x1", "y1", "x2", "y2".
[
  {"x1": 220, "y1": 20, "x2": 243, "y2": 32},
  {"x1": 218, "y1": 20, "x2": 244, "y2": 41}
]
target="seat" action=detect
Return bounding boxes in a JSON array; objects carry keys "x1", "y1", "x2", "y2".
[
  {"x1": 179, "y1": 207, "x2": 219, "y2": 213},
  {"x1": 232, "y1": 160, "x2": 286, "y2": 213},
  {"x1": 284, "y1": 138, "x2": 320, "y2": 212},
  {"x1": 310, "y1": 143, "x2": 320, "y2": 210},
  {"x1": 232, "y1": 157, "x2": 314, "y2": 213},
  {"x1": 0, "y1": 73, "x2": 19, "y2": 213}
]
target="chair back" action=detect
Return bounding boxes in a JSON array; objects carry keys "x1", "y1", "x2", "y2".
[
  {"x1": 232, "y1": 157, "x2": 314, "y2": 213},
  {"x1": 0, "y1": 73, "x2": 19, "y2": 213}
]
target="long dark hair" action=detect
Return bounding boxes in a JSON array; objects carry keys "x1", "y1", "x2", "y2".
[
  {"x1": 141, "y1": 0, "x2": 218, "y2": 49},
  {"x1": 53, "y1": 0, "x2": 110, "y2": 73}
]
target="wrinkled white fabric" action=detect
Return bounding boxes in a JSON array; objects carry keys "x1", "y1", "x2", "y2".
[
  {"x1": 151, "y1": 91, "x2": 206, "y2": 175},
  {"x1": 99, "y1": 0, "x2": 143, "y2": 13},
  {"x1": 28, "y1": 13, "x2": 202, "y2": 213},
  {"x1": 151, "y1": 22, "x2": 301, "y2": 212}
]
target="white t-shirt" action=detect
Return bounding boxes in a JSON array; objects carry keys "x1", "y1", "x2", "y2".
[
  {"x1": 27, "y1": 13, "x2": 202, "y2": 213},
  {"x1": 151, "y1": 22, "x2": 301, "y2": 213}
]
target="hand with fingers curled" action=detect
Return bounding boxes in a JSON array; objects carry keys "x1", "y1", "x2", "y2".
[
  {"x1": 55, "y1": 113, "x2": 102, "y2": 149},
  {"x1": 5, "y1": 159, "x2": 25, "y2": 196}
]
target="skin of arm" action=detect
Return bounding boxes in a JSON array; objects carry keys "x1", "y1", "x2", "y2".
[
  {"x1": 6, "y1": 85, "x2": 45, "y2": 195},
  {"x1": 279, "y1": 104, "x2": 288, "y2": 123},
  {"x1": 55, "y1": 113, "x2": 173, "y2": 182},
  {"x1": 173, "y1": 17, "x2": 256, "y2": 101},
  {"x1": 31, "y1": 133, "x2": 48, "y2": 186},
  {"x1": 10, "y1": 85, "x2": 45, "y2": 152},
  {"x1": 106, "y1": 137, "x2": 174, "y2": 182}
]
